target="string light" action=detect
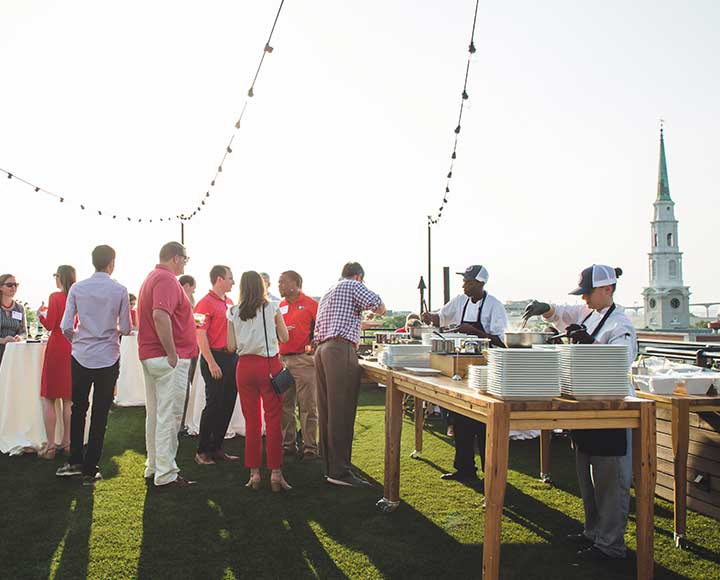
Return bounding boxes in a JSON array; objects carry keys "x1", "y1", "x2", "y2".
[
  {"x1": 0, "y1": 0, "x2": 287, "y2": 226},
  {"x1": 428, "y1": 0, "x2": 480, "y2": 226}
]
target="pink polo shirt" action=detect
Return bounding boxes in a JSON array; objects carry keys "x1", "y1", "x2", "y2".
[{"x1": 137, "y1": 264, "x2": 198, "y2": 360}]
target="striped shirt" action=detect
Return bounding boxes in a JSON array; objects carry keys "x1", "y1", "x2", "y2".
[{"x1": 314, "y1": 279, "x2": 382, "y2": 346}]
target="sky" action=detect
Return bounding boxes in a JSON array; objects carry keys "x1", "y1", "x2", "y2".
[{"x1": 1, "y1": 0, "x2": 719, "y2": 316}]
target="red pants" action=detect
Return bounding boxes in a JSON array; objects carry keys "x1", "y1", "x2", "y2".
[{"x1": 236, "y1": 355, "x2": 284, "y2": 469}]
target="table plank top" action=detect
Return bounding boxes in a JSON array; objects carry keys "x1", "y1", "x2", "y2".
[
  {"x1": 359, "y1": 360, "x2": 650, "y2": 412},
  {"x1": 635, "y1": 391, "x2": 720, "y2": 406}
]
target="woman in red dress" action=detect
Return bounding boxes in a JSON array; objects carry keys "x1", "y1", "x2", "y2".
[{"x1": 38, "y1": 265, "x2": 76, "y2": 460}]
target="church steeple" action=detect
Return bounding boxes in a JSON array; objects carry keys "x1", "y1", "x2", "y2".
[
  {"x1": 643, "y1": 122, "x2": 690, "y2": 330},
  {"x1": 657, "y1": 122, "x2": 672, "y2": 201}
]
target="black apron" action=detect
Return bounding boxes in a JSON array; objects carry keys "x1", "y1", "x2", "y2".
[
  {"x1": 570, "y1": 303, "x2": 627, "y2": 456},
  {"x1": 459, "y1": 293, "x2": 506, "y2": 348}
]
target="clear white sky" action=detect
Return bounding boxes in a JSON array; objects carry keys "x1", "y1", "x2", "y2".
[{"x1": 1, "y1": 1, "x2": 718, "y2": 315}]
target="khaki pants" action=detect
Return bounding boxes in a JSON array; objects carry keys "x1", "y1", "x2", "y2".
[
  {"x1": 141, "y1": 357, "x2": 191, "y2": 486},
  {"x1": 280, "y1": 354, "x2": 318, "y2": 454},
  {"x1": 314, "y1": 339, "x2": 360, "y2": 479}
]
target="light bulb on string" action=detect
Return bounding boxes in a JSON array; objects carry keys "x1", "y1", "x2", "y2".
[
  {"x1": 264, "y1": 44, "x2": 274, "y2": 53},
  {"x1": 248, "y1": 87, "x2": 254, "y2": 97}
]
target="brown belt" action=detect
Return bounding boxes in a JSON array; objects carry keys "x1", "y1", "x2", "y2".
[{"x1": 319, "y1": 337, "x2": 357, "y2": 348}]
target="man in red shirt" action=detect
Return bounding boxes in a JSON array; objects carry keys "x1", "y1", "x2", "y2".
[
  {"x1": 138, "y1": 241, "x2": 198, "y2": 489},
  {"x1": 278, "y1": 271, "x2": 319, "y2": 460},
  {"x1": 193, "y1": 265, "x2": 239, "y2": 465}
]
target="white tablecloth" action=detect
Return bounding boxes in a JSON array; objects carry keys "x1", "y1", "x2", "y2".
[
  {"x1": 115, "y1": 334, "x2": 147, "y2": 407},
  {"x1": 0, "y1": 342, "x2": 66, "y2": 455},
  {"x1": 185, "y1": 364, "x2": 257, "y2": 438}
]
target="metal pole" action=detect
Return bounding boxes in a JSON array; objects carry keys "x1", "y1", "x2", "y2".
[
  {"x1": 443, "y1": 267, "x2": 450, "y2": 305},
  {"x1": 427, "y1": 219, "x2": 432, "y2": 311},
  {"x1": 181, "y1": 221, "x2": 185, "y2": 245},
  {"x1": 418, "y1": 276, "x2": 427, "y2": 315}
]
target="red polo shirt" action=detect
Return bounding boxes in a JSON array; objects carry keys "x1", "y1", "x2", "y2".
[
  {"x1": 279, "y1": 292, "x2": 318, "y2": 355},
  {"x1": 137, "y1": 264, "x2": 198, "y2": 360},
  {"x1": 194, "y1": 291, "x2": 233, "y2": 350}
]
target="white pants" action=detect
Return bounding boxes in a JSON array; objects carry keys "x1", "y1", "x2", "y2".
[{"x1": 142, "y1": 357, "x2": 191, "y2": 485}]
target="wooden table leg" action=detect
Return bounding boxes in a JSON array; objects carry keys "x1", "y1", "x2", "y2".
[
  {"x1": 482, "y1": 402, "x2": 510, "y2": 580},
  {"x1": 633, "y1": 402, "x2": 656, "y2": 580},
  {"x1": 540, "y1": 429, "x2": 552, "y2": 483},
  {"x1": 671, "y1": 398, "x2": 690, "y2": 547},
  {"x1": 412, "y1": 397, "x2": 424, "y2": 458},
  {"x1": 378, "y1": 373, "x2": 403, "y2": 513}
]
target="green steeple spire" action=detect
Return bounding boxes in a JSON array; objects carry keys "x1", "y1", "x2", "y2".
[{"x1": 657, "y1": 123, "x2": 672, "y2": 201}]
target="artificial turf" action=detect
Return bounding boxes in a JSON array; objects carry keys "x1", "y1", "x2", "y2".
[{"x1": 1, "y1": 386, "x2": 719, "y2": 579}]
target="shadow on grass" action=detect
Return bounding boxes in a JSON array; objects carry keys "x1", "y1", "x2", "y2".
[{"x1": 0, "y1": 453, "x2": 95, "y2": 580}]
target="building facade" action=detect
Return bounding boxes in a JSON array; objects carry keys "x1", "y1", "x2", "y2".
[{"x1": 642, "y1": 126, "x2": 691, "y2": 329}]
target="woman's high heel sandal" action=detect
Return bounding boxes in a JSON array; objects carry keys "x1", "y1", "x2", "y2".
[
  {"x1": 270, "y1": 473, "x2": 292, "y2": 493},
  {"x1": 245, "y1": 471, "x2": 261, "y2": 490},
  {"x1": 38, "y1": 446, "x2": 56, "y2": 460}
]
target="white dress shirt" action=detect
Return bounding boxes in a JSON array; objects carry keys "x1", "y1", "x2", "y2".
[{"x1": 438, "y1": 293, "x2": 509, "y2": 337}]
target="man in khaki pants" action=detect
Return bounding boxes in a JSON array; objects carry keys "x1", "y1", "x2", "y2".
[{"x1": 278, "y1": 271, "x2": 319, "y2": 460}]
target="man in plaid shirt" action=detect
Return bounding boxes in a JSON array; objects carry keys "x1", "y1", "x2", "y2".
[{"x1": 314, "y1": 262, "x2": 386, "y2": 487}]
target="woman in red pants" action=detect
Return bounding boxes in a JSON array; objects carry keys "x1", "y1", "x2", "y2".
[{"x1": 228, "y1": 271, "x2": 291, "y2": 491}]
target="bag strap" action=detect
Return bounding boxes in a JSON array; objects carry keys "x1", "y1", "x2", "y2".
[{"x1": 261, "y1": 304, "x2": 273, "y2": 378}]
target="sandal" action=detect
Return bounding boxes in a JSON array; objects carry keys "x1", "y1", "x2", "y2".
[
  {"x1": 270, "y1": 470, "x2": 292, "y2": 493},
  {"x1": 38, "y1": 446, "x2": 56, "y2": 460},
  {"x1": 245, "y1": 469, "x2": 261, "y2": 491}
]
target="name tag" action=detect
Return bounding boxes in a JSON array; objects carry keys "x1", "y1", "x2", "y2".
[
  {"x1": 280, "y1": 305, "x2": 289, "y2": 315},
  {"x1": 11, "y1": 311, "x2": 23, "y2": 321}
]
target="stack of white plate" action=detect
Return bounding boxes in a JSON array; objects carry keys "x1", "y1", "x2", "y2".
[
  {"x1": 378, "y1": 344, "x2": 431, "y2": 369},
  {"x1": 558, "y1": 344, "x2": 631, "y2": 399},
  {"x1": 467, "y1": 365, "x2": 489, "y2": 391},
  {"x1": 487, "y1": 349, "x2": 561, "y2": 400}
]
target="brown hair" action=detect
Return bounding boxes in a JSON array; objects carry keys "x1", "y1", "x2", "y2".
[
  {"x1": 159, "y1": 241, "x2": 186, "y2": 262},
  {"x1": 237, "y1": 271, "x2": 267, "y2": 321},
  {"x1": 92, "y1": 245, "x2": 115, "y2": 271},
  {"x1": 210, "y1": 265, "x2": 230, "y2": 285},
  {"x1": 56, "y1": 265, "x2": 76, "y2": 294},
  {"x1": 0, "y1": 274, "x2": 15, "y2": 287}
]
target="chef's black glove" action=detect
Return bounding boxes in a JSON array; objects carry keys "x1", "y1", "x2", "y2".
[
  {"x1": 566, "y1": 324, "x2": 595, "y2": 345},
  {"x1": 522, "y1": 300, "x2": 551, "y2": 322}
]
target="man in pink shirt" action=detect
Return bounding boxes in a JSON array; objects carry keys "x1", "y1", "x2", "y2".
[{"x1": 138, "y1": 241, "x2": 198, "y2": 489}]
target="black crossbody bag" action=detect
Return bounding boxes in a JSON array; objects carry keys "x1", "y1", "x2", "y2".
[{"x1": 261, "y1": 305, "x2": 295, "y2": 395}]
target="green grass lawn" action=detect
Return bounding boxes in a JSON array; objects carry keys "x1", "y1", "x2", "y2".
[{"x1": 1, "y1": 385, "x2": 719, "y2": 579}]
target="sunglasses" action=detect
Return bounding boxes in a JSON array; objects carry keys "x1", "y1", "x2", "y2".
[
  {"x1": 53, "y1": 273, "x2": 60, "y2": 278},
  {"x1": 3, "y1": 282, "x2": 19, "y2": 288}
]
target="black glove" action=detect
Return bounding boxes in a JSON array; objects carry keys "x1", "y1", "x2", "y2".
[
  {"x1": 522, "y1": 300, "x2": 551, "y2": 322},
  {"x1": 566, "y1": 324, "x2": 595, "y2": 345}
]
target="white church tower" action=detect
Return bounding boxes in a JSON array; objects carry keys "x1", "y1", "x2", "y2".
[{"x1": 642, "y1": 124, "x2": 690, "y2": 329}]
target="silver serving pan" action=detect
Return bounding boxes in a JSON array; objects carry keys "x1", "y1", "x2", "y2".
[
  {"x1": 504, "y1": 331, "x2": 555, "y2": 348},
  {"x1": 409, "y1": 325, "x2": 437, "y2": 340},
  {"x1": 430, "y1": 338, "x2": 457, "y2": 354}
]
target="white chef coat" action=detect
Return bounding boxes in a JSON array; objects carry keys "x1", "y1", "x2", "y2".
[
  {"x1": 438, "y1": 293, "x2": 508, "y2": 337},
  {"x1": 546, "y1": 303, "x2": 637, "y2": 395}
]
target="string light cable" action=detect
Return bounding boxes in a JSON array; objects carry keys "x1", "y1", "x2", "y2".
[
  {"x1": 428, "y1": 0, "x2": 480, "y2": 227},
  {"x1": 0, "y1": 0, "x2": 287, "y2": 224}
]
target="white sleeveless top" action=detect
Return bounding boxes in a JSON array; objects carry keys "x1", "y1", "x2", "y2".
[{"x1": 227, "y1": 301, "x2": 279, "y2": 357}]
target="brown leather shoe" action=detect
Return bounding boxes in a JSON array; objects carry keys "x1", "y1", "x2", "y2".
[
  {"x1": 194, "y1": 452, "x2": 216, "y2": 465},
  {"x1": 213, "y1": 450, "x2": 241, "y2": 462},
  {"x1": 156, "y1": 475, "x2": 197, "y2": 490}
]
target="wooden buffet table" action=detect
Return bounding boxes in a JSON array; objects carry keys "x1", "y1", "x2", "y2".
[
  {"x1": 361, "y1": 361, "x2": 657, "y2": 580},
  {"x1": 636, "y1": 391, "x2": 720, "y2": 547}
]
